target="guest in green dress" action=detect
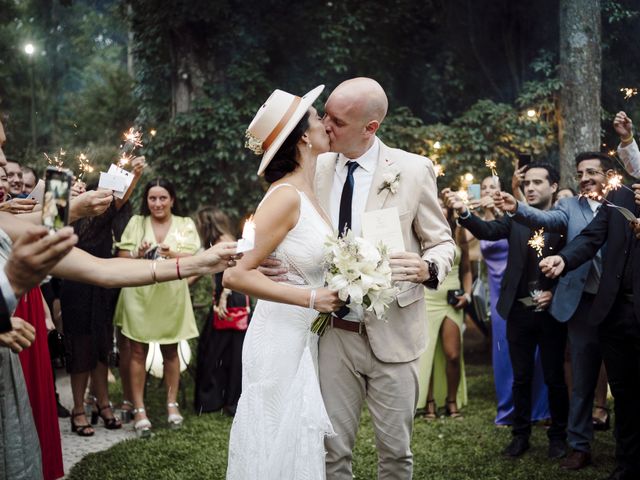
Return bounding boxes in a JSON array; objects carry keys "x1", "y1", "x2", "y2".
[
  {"x1": 113, "y1": 178, "x2": 201, "y2": 436},
  {"x1": 418, "y1": 197, "x2": 471, "y2": 419}
]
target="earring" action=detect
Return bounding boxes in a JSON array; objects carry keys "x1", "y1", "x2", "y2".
[{"x1": 308, "y1": 143, "x2": 313, "y2": 149}]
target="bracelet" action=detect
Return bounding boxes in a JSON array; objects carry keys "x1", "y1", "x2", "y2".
[
  {"x1": 309, "y1": 289, "x2": 317, "y2": 310},
  {"x1": 463, "y1": 292, "x2": 472, "y2": 304},
  {"x1": 129, "y1": 250, "x2": 136, "y2": 259},
  {"x1": 176, "y1": 257, "x2": 182, "y2": 280},
  {"x1": 621, "y1": 133, "x2": 634, "y2": 143},
  {"x1": 150, "y1": 260, "x2": 158, "y2": 283}
]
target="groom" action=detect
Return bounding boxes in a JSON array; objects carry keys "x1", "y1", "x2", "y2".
[{"x1": 317, "y1": 78, "x2": 456, "y2": 479}]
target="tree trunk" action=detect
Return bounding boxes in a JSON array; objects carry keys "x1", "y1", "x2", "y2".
[
  {"x1": 558, "y1": 0, "x2": 601, "y2": 189},
  {"x1": 170, "y1": 28, "x2": 206, "y2": 116}
]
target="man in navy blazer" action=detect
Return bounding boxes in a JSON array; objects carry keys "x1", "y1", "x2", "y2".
[
  {"x1": 444, "y1": 163, "x2": 569, "y2": 460},
  {"x1": 495, "y1": 152, "x2": 614, "y2": 470},
  {"x1": 541, "y1": 184, "x2": 640, "y2": 480}
]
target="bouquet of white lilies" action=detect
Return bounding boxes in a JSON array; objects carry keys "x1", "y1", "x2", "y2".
[{"x1": 311, "y1": 230, "x2": 398, "y2": 336}]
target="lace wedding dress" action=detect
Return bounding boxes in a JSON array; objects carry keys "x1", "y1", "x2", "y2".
[{"x1": 226, "y1": 184, "x2": 335, "y2": 480}]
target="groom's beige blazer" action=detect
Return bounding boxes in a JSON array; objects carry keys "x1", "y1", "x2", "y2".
[{"x1": 315, "y1": 139, "x2": 456, "y2": 363}]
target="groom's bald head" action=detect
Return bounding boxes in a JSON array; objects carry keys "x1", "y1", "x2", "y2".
[
  {"x1": 331, "y1": 77, "x2": 388, "y2": 124},
  {"x1": 323, "y1": 77, "x2": 388, "y2": 158}
]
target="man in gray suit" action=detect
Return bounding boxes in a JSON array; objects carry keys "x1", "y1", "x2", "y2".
[{"x1": 494, "y1": 151, "x2": 614, "y2": 470}]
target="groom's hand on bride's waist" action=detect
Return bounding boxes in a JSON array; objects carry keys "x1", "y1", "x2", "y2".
[
  {"x1": 258, "y1": 256, "x2": 288, "y2": 282},
  {"x1": 389, "y1": 252, "x2": 429, "y2": 284}
]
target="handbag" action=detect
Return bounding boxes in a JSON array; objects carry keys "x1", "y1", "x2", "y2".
[{"x1": 212, "y1": 290, "x2": 250, "y2": 331}]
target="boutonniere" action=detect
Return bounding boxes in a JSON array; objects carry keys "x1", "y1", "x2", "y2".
[{"x1": 378, "y1": 169, "x2": 400, "y2": 195}]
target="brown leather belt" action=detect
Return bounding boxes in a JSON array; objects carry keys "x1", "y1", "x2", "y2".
[{"x1": 330, "y1": 316, "x2": 366, "y2": 335}]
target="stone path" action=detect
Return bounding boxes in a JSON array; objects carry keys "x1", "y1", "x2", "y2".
[{"x1": 56, "y1": 371, "x2": 136, "y2": 476}]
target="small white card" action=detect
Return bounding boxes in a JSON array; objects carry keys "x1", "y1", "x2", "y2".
[
  {"x1": 107, "y1": 164, "x2": 134, "y2": 199},
  {"x1": 361, "y1": 207, "x2": 406, "y2": 253},
  {"x1": 26, "y1": 179, "x2": 45, "y2": 204},
  {"x1": 98, "y1": 172, "x2": 126, "y2": 193}
]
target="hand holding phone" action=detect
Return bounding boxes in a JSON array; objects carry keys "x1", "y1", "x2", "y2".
[{"x1": 42, "y1": 167, "x2": 72, "y2": 231}]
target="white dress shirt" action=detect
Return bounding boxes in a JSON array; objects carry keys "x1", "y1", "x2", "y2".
[
  {"x1": 617, "y1": 139, "x2": 640, "y2": 178},
  {"x1": 329, "y1": 138, "x2": 379, "y2": 237},
  {"x1": 329, "y1": 138, "x2": 380, "y2": 321}
]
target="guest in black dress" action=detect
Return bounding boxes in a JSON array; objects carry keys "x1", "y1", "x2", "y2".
[{"x1": 194, "y1": 207, "x2": 249, "y2": 416}]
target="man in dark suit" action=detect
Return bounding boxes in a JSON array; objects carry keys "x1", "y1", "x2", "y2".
[
  {"x1": 444, "y1": 162, "x2": 568, "y2": 459},
  {"x1": 541, "y1": 186, "x2": 640, "y2": 480},
  {"x1": 494, "y1": 152, "x2": 614, "y2": 469}
]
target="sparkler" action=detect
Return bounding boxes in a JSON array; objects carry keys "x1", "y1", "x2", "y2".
[
  {"x1": 621, "y1": 87, "x2": 638, "y2": 100},
  {"x1": 580, "y1": 191, "x2": 638, "y2": 223},
  {"x1": 118, "y1": 127, "x2": 144, "y2": 168},
  {"x1": 485, "y1": 159, "x2": 500, "y2": 187},
  {"x1": 76, "y1": 152, "x2": 94, "y2": 180},
  {"x1": 528, "y1": 228, "x2": 545, "y2": 257},
  {"x1": 603, "y1": 172, "x2": 635, "y2": 195},
  {"x1": 44, "y1": 148, "x2": 66, "y2": 170}
]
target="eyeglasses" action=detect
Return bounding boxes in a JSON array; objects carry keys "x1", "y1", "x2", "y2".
[{"x1": 574, "y1": 169, "x2": 605, "y2": 181}]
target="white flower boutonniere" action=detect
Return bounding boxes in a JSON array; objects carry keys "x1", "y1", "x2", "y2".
[{"x1": 378, "y1": 170, "x2": 400, "y2": 195}]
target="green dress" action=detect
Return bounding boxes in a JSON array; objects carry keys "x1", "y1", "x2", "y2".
[
  {"x1": 113, "y1": 215, "x2": 201, "y2": 344},
  {"x1": 417, "y1": 246, "x2": 468, "y2": 410}
]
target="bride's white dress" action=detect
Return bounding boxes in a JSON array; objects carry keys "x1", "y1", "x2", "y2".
[{"x1": 226, "y1": 184, "x2": 335, "y2": 480}]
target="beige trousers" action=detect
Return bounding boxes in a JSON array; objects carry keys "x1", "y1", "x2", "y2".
[{"x1": 319, "y1": 327, "x2": 419, "y2": 480}]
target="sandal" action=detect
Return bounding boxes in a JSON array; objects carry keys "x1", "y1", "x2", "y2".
[
  {"x1": 91, "y1": 402, "x2": 122, "y2": 430},
  {"x1": 132, "y1": 407, "x2": 153, "y2": 438},
  {"x1": 424, "y1": 399, "x2": 437, "y2": 421},
  {"x1": 167, "y1": 402, "x2": 184, "y2": 429},
  {"x1": 71, "y1": 410, "x2": 95, "y2": 436},
  {"x1": 118, "y1": 400, "x2": 134, "y2": 423},
  {"x1": 592, "y1": 405, "x2": 610, "y2": 431},
  {"x1": 445, "y1": 399, "x2": 463, "y2": 420}
]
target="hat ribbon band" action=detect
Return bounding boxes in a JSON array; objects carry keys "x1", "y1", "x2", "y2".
[{"x1": 262, "y1": 96, "x2": 302, "y2": 151}]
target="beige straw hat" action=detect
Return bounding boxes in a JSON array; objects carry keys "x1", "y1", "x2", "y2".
[{"x1": 245, "y1": 85, "x2": 324, "y2": 176}]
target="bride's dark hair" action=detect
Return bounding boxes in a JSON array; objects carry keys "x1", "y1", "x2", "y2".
[{"x1": 263, "y1": 111, "x2": 310, "y2": 183}]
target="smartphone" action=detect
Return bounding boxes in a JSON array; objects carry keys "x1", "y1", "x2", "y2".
[
  {"x1": 42, "y1": 167, "x2": 72, "y2": 231},
  {"x1": 467, "y1": 183, "x2": 481, "y2": 200},
  {"x1": 517, "y1": 153, "x2": 532, "y2": 169}
]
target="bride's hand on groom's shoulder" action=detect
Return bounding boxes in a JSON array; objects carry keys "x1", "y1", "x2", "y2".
[
  {"x1": 314, "y1": 288, "x2": 345, "y2": 313},
  {"x1": 258, "y1": 256, "x2": 288, "y2": 282}
]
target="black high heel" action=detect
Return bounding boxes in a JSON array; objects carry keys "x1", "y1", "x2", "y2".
[
  {"x1": 592, "y1": 405, "x2": 610, "y2": 431},
  {"x1": 91, "y1": 402, "x2": 122, "y2": 430},
  {"x1": 445, "y1": 398, "x2": 463, "y2": 420},
  {"x1": 71, "y1": 411, "x2": 95, "y2": 436}
]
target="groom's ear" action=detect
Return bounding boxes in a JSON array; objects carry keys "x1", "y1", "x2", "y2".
[{"x1": 364, "y1": 120, "x2": 380, "y2": 137}]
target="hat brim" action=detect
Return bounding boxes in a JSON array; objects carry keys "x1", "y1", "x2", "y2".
[{"x1": 257, "y1": 85, "x2": 325, "y2": 176}]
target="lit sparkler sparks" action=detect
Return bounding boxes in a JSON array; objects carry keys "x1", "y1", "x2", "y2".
[
  {"x1": 76, "y1": 152, "x2": 94, "y2": 180},
  {"x1": 485, "y1": 159, "x2": 500, "y2": 187},
  {"x1": 528, "y1": 228, "x2": 545, "y2": 257},
  {"x1": 603, "y1": 172, "x2": 634, "y2": 195},
  {"x1": 122, "y1": 127, "x2": 143, "y2": 149},
  {"x1": 621, "y1": 87, "x2": 638, "y2": 100},
  {"x1": 117, "y1": 127, "x2": 144, "y2": 167},
  {"x1": 44, "y1": 148, "x2": 66, "y2": 170}
]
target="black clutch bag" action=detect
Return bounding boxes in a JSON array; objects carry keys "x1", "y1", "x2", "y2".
[{"x1": 447, "y1": 289, "x2": 464, "y2": 306}]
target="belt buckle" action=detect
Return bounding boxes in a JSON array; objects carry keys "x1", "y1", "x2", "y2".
[{"x1": 358, "y1": 322, "x2": 365, "y2": 335}]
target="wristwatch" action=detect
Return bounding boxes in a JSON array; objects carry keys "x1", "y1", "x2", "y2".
[{"x1": 423, "y1": 261, "x2": 439, "y2": 289}]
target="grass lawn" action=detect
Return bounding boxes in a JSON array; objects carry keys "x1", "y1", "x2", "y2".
[{"x1": 68, "y1": 360, "x2": 616, "y2": 480}]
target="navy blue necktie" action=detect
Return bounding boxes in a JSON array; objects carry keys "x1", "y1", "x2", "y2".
[
  {"x1": 338, "y1": 161, "x2": 359, "y2": 237},
  {"x1": 335, "y1": 161, "x2": 359, "y2": 319}
]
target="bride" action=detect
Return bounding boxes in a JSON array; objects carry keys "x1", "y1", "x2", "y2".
[{"x1": 223, "y1": 85, "x2": 344, "y2": 479}]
